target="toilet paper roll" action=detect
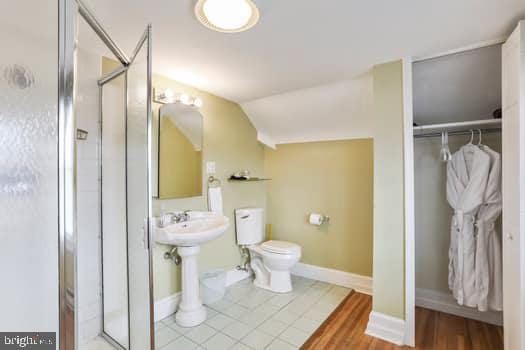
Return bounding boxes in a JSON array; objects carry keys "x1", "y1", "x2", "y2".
[{"x1": 309, "y1": 213, "x2": 323, "y2": 226}]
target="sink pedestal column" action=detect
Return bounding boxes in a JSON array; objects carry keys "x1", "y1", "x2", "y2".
[{"x1": 175, "y1": 245, "x2": 207, "y2": 327}]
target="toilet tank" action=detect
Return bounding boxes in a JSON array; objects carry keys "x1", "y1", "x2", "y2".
[{"x1": 235, "y1": 207, "x2": 264, "y2": 245}]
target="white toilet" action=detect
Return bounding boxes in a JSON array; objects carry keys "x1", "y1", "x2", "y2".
[{"x1": 235, "y1": 207, "x2": 301, "y2": 293}]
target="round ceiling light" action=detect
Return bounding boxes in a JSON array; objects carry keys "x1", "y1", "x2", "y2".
[{"x1": 195, "y1": 0, "x2": 260, "y2": 33}]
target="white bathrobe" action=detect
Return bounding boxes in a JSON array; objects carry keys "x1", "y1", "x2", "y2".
[
  {"x1": 475, "y1": 145, "x2": 503, "y2": 311},
  {"x1": 447, "y1": 144, "x2": 490, "y2": 307}
]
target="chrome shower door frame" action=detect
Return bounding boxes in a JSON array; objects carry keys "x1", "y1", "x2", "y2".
[
  {"x1": 58, "y1": 0, "x2": 155, "y2": 348},
  {"x1": 58, "y1": 0, "x2": 78, "y2": 349},
  {"x1": 93, "y1": 21, "x2": 155, "y2": 350}
]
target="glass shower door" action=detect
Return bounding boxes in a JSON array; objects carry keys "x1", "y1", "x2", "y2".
[
  {"x1": 97, "y1": 21, "x2": 153, "y2": 348},
  {"x1": 126, "y1": 27, "x2": 154, "y2": 350},
  {"x1": 99, "y1": 28, "x2": 154, "y2": 349},
  {"x1": 101, "y1": 72, "x2": 129, "y2": 348}
]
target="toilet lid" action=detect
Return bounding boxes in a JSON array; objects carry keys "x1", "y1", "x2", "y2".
[{"x1": 261, "y1": 240, "x2": 301, "y2": 255}]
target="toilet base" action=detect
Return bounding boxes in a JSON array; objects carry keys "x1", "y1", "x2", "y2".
[{"x1": 253, "y1": 270, "x2": 293, "y2": 293}]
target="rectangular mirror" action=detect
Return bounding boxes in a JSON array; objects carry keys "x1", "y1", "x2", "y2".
[{"x1": 156, "y1": 103, "x2": 203, "y2": 199}]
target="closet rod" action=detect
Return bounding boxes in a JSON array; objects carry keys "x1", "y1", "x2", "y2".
[
  {"x1": 413, "y1": 118, "x2": 501, "y2": 137},
  {"x1": 414, "y1": 128, "x2": 501, "y2": 139}
]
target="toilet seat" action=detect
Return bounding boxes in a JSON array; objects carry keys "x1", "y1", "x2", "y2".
[{"x1": 261, "y1": 240, "x2": 301, "y2": 255}]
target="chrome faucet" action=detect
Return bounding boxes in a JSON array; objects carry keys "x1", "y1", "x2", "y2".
[
  {"x1": 159, "y1": 211, "x2": 190, "y2": 228},
  {"x1": 159, "y1": 212, "x2": 176, "y2": 228},
  {"x1": 174, "y1": 211, "x2": 190, "y2": 223}
]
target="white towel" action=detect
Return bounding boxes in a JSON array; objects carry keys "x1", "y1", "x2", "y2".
[{"x1": 208, "y1": 187, "x2": 223, "y2": 214}]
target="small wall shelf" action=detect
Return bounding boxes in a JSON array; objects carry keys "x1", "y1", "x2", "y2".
[{"x1": 228, "y1": 177, "x2": 271, "y2": 182}]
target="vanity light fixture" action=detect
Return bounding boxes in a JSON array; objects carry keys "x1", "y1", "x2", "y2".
[
  {"x1": 154, "y1": 88, "x2": 204, "y2": 108},
  {"x1": 195, "y1": 0, "x2": 260, "y2": 33}
]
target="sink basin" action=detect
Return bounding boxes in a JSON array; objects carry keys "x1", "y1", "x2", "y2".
[
  {"x1": 155, "y1": 211, "x2": 229, "y2": 246},
  {"x1": 154, "y1": 211, "x2": 229, "y2": 327}
]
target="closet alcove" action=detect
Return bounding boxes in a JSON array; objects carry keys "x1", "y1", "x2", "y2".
[{"x1": 412, "y1": 44, "x2": 504, "y2": 326}]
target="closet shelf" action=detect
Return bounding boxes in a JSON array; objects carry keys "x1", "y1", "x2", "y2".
[{"x1": 413, "y1": 118, "x2": 501, "y2": 138}]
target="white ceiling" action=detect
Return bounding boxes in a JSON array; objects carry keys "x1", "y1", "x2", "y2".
[
  {"x1": 241, "y1": 74, "x2": 374, "y2": 144},
  {"x1": 8, "y1": 0, "x2": 523, "y2": 145},
  {"x1": 84, "y1": 0, "x2": 525, "y2": 103}
]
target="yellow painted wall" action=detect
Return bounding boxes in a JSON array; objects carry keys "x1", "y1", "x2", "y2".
[
  {"x1": 151, "y1": 75, "x2": 266, "y2": 300},
  {"x1": 159, "y1": 117, "x2": 202, "y2": 198},
  {"x1": 372, "y1": 60, "x2": 406, "y2": 319},
  {"x1": 264, "y1": 139, "x2": 374, "y2": 276}
]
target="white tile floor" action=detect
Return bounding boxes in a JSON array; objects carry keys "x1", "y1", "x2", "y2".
[{"x1": 155, "y1": 276, "x2": 351, "y2": 350}]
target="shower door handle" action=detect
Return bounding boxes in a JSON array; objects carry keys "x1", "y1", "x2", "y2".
[
  {"x1": 149, "y1": 217, "x2": 156, "y2": 250},
  {"x1": 142, "y1": 217, "x2": 156, "y2": 250},
  {"x1": 143, "y1": 217, "x2": 149, "y2": 250}
]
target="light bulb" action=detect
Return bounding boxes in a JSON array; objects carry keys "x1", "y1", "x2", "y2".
[
  {"x1": 179, "y1": 93, "x2": 191, "y2": 105},
  {"x1": 193, "y1": 97, "x2": 203, "y2": 108},
  {"x1": 202, "y1": 0, "x2": 253, "y2": 30}
]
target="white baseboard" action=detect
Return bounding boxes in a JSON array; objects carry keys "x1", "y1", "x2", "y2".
[
  {"x1": 415, "y1": 288, "x2": 503, "y2": 326},
  {"x1": 154, "y1": 268, "x2": 253, "y2": 322},
  {"x1": 154, "y1": 292, "x2": 181, "y2": 322},
  {"x1": 365, "y1": 311, "x2": 406, "y2": 346},
  {"x1": 291, "y1": 262, "x2": 373, "y2": 295}
]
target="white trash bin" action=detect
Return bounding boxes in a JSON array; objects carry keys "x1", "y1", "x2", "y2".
[{"x1": 200, "y1": 269, "x2": 226, "y2": 305}]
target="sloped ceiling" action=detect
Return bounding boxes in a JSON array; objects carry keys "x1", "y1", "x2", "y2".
[
  {"x1": 241, "y1": 74, "x2": 374, "y2": 145},
  {"x1": 81, "y1": 0, "x2": 525, "y2": 103},
  {"x1": 77, "y1": 0, "x2": 524, "y2": 144},
  {"x1": 13, "y1": 0, "x2": 523, "y2": 143}
]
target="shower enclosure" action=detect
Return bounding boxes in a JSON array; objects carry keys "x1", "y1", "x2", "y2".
[{"x1": 0, "y1": 0, "x2": 155, "y2": 349}]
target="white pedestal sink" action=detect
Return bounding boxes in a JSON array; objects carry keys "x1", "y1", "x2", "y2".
[{"x1": 155, "y1": 211, "x2": 229, "y2": 327}]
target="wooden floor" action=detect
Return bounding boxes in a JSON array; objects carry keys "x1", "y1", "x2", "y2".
[{"x1": 301, "y1": 291, "x2": 503, "y2": 350}]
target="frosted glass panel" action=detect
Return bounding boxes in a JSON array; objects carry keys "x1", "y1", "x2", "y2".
[
  {"x1": 126, "y1": 38, "x2": 153, "y2": 349},
  {"x1": 76, "y1": 27, "x2": 105, "y2": 344},
  {"x1": 101, "y1": 74, "x2": 129, "y2": 348},
  {"x1": 0, "y1": 0, "x2": 59, "y2": 339}
]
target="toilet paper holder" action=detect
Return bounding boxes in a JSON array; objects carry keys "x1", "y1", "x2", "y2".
[{"x1": 309, "y1": 213, "x2": 330, "y2": 225}]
